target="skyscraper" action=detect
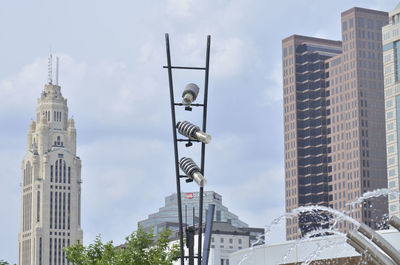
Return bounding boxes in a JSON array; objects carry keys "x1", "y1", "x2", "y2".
[
  {"x1": 18, "y1": 56, "x2": 83, "y2": 265},
  {"x1": 283, "y1": 7, "x2": 388, "y2": 240},
  {"x1": 138, "y1": 191, "x2": 248, "y2": 234},
  {"x1": 383, "y1": 4, "x2": 400, "y2": 218}
]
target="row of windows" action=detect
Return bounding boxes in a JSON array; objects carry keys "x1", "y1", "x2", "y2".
[
  {"x1": 296, "y1": 72, "x2": 327, "y2": 82},
  {"x1": 296, "y1": 62, "x2": 325, "y2": 73},
  {"x1": 297, "y1": 99, "x2": 327, "y2": 110},
  {"x1": 298, "y1": 174, "x2": 329, "y2": 185},
  {"x1": 23, "y1": 161, "x2": 33, "y2": 186},
  {"x1": 21, "y1": 239, "x2": 31, "y2": 265},
  {"x1": 298, "y1": 183, "x2": 329, "y2": 194},
  {"x1": 49, "y1": 238, "x2": 70, "y2": 265},
  {"x1": 297, "y1": 90, "x2": 329, "y2": 101},
  {"x1": 298, "y1": 156, "x2": 331, "y2": 167},
  {"x1": 297, "y1": 146, "x2": 331, "y2": 157},
  {"x1": 282, "y1": 45, "x2": 293, "y2": 58},
  {"x1": 297, "y1": 136, "x2": 330, "y2": 147},
  {"x1": 211, "y1": 237, "x2": 243, "y2": 244},
  {"x1": 298, "y1": 194, "x2": 329, "y2": 204},
  {"x1": 49, "y1": 191, "x2": 71, "y2": 230},
  {"x1": 41, "y1": 110, "x2": 63, "y2": 123},
  {"x1": 298, "y1": 165, "x2": 331, "y2": 175},
  {"x1": 297, "y1": 118, "x2": 329, "y2": 129},
  {"x1": 296, "y1": 80, "x2": 328, "y2": 92},
  {"x1": 296, "y1": 52, "x2": 326, "y2": 64},
  {"x1": 297, "y1": 127, "x2": 331, "y2": 138},
  {"x1": 22, "y1": 193, "x2": 32, "y2": 232},
  {"x1": 50, "y1": 159, "x2": 71, "y2": 184}
]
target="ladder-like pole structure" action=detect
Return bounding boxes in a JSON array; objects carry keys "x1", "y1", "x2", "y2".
[{"x1": 165, "y1": 33, "x2": 211, "y2": 265}]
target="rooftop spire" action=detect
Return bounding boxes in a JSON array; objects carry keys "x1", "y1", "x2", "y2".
[
  {"x1": 48, "y1": 54, "x2": 53, "y2": 85},
  {"x1": 56, "y1": 56, "x2": 59, "y2": 85}
]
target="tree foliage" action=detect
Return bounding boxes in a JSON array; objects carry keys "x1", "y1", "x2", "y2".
[
  {"x1": 0, "y1": 260, "x2": 15, "y2": 265},
  {"x1": 65, "y1": 226, "x2": 180, "y2": 265}
]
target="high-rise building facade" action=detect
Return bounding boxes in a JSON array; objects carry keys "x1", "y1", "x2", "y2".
[
  {"x1": 283, "y1": 7, "x2": 388, "y2": 240},
  {"x1": 18, "y1": 58, "x2": 83, "y2": 265},
  {"x1": 383, "y1": 4, "x2": 400, "y2": 218},
  {"x1": 138, "y1": 191, "x2": 248, "y2": 234}
]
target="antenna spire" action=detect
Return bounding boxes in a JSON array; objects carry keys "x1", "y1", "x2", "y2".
[
  {"x1": 56, "y1": 56, "x2": 59, "y2": 85},
  {"x1": 48, "y1": 54, "x2": 53, "y2": 84}
]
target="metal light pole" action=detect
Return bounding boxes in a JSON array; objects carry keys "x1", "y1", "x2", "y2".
[{"x1": 164, "y1": 33, "x2": 211, "y2": 265}]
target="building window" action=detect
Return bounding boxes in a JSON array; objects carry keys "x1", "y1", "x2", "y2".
[
  {"x1": 50, "y1": 192, "x2": 53, "y2": 229},
  {"x1": 39, "y1": 237, "x2": 42, "y2": 265},
  {"x1": 49, "y1": 238, "x2": 52, "y2": 265},
  {"x1": 63, "y1": 161, "x2": 66, "y2": 183},
  {"x1": 388, "y1": 146, "x2": 395, "y2": 154},
  {"x1": 37, "y1": 191, "x2": 40, "y2": 222},
  {"x1": 389, "y1": 181, "x2": 396, "y2": 188},
  {"x1": 216, "y1": 210, "x2": 221, "y2": 222}
]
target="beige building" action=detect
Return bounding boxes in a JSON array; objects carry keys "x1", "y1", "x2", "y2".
[
  {"x1": 383, "y1": 4, "x2": 400, "y2": 218},
  {"x1": 18, "y1": 57, "x2": 83, "y2": 265},
  {"x1": 282, "y1": 7, "x2": 388, "y2": 240}
]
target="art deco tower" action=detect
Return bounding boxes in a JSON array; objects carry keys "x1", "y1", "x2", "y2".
[{"x1": 18, "y1": 56, "x2": 83, "y2": 265}]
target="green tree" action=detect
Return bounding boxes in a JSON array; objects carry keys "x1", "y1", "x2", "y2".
[
  {"x1": 65, "y1": 226, "x2": 180, "y2": 265},
  {"x1": 0, "y1": 260, "x2": 15, "y2": 265}
]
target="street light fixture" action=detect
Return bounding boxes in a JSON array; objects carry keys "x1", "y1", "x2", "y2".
[
  {"x1": 177, "y1": 121, "x2": 211, "y2": 144},
  {"x1": 180, "y1": 157, "x2": 207, "y2": 187},
  {"x1": 182, "y1": 83, "x2": 200, "y2": 106}
]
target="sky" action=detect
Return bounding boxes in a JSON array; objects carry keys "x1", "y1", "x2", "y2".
[{"x1": 0, "y1": 0, "x2": 399, "y2": 263}]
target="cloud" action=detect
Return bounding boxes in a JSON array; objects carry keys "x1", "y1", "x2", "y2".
[
  {"x1": 2, "y1": 1, "x2": 398, "y2": 263},
  {"x1": 166, "y1": 0, "x2": 196, "y2": 17},
  {"x1": 262, "y1": 61, "x2": 283, "y2": 106}
]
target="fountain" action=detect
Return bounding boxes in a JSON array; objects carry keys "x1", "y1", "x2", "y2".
[{"x1": 232, "y1": 188, "x2": 400, "y2": 265}]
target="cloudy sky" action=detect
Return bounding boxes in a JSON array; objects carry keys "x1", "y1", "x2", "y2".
[{"x1": 0, "y1": 0, "x2": 399, "y2": 263}]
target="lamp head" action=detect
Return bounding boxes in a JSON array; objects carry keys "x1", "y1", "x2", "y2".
[{"x1": 182, "y1": 83, "x2": 200, "y2": 106}]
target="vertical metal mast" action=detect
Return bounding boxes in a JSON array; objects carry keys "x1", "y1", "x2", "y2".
[
  {"x1": 165, "y1": 33, "x2": 185, "y2": 265},
  {"x1": 198, "y1": 35, "x2": 211, "y2": 265}
]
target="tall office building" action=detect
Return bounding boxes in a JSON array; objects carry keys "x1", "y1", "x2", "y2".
[
  {"x1": 138, "y1": 191, "x2": 248, "y2": 234},
  {"x1": 18, "y1": 56, "x2": 83, "y2": 265},
  {"x1": 383, "y1": 4, "x2": 400, "y2": 218},
  {"x1": 283, "y1": 7, "x2": 388, "y2": 240}
]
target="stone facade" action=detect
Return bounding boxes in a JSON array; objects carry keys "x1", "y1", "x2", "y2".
[{"x1": 18, "y1": 78, "x2": 83, "y2": 265}]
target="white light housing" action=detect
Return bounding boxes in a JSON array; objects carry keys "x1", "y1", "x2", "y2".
[
  {"x1": 176, "y1": 121, "x2": 211, "y2": 144},
  {"x1": 180, "y1": 157, "x2": 207, "y2": 187},
  {"x1": 182, "y1": 83, "x2": 200, "y2": 106}
]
